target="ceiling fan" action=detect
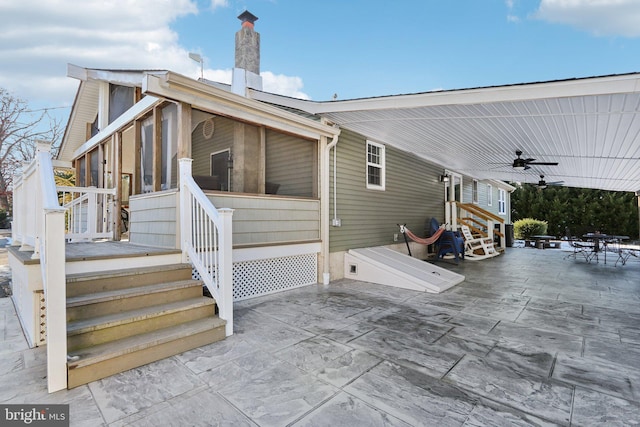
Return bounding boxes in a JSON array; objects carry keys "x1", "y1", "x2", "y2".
[
  {"x1": 512, "y1": 150, "x2": 558, "y2": 170},
  {"x1": 537, "y1": 175, "x2": 564, "y2": 189}
]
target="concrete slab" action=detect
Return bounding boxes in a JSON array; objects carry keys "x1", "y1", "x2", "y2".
[{"x1": 1, "y1": 247, "x2": 640, "y2": 425}]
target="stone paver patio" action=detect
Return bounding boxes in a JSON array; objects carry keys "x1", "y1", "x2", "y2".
[{"x1": 2, "y1": 246, "x2": 640, "y2": 426}]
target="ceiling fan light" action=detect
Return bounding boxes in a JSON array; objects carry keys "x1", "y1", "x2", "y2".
[{"x1": 512, "y1": 158, "x2": 526, "y2": 170}]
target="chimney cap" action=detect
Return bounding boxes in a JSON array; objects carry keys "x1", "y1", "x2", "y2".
[{"x1": 238, "y1": 10, "x2": 258, "y2": 25}]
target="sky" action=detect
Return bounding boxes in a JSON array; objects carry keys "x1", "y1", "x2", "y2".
[{"x1": 2, "y1": 0, "x2": 640, "y2": 129}]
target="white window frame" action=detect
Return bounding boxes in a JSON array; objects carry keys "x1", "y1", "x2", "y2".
[
  {"x1": 472, "y1": 179, "x2": 479, "y2": 204},
  {"x1": 487, "y1": 184, "x2": 493, "y2": 206},
  {"x1": 498, "y1": 188, "x2": 506, "y2": 215},
  {"x1": 366, "y1": 140, "x2": 385, "y2": 191}
]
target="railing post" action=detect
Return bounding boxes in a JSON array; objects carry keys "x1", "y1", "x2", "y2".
[
  {"x1": 43, "y1": 209, "x2": 67, "y2": 393},
  {"x1": 218, "y1": 208, "x2": 234, "y2": 336},
  {"x1": 179, "y1": 158, "x2": 193, "y2": 263},
  {"x1": 87, "y1": 189, "x2": 97, "y2": 237}
]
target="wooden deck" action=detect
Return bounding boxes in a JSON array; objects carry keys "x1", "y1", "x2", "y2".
[{"x1": 9, "y1": 241, "x2": 180, "y2": 265}]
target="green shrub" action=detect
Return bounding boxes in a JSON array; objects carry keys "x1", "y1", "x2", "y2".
[{"x1": 514, "y1": 218, "x2": 548, "y2": 239}]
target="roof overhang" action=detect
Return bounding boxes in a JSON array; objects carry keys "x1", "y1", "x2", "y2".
[
  {"x1": 250, "y1": 73, "x2": 640, "y2": 193},
  {"x1": 143, "y1": 71, "x2": 340, "y2": 141}
]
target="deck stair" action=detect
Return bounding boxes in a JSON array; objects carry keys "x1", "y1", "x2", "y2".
[{"x1": 65, "y1": 263, "x2": 226, "y2": 388}]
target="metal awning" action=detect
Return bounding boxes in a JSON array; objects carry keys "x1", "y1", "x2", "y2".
[{"x1": 250, "y1": 73, "x2": 640, "y2": 193}]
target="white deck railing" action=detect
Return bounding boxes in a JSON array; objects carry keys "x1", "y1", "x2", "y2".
[
  {"x1": 179, "y1": 159, "x2": 234, "y2": 336},
  {"x1": 57, "y1": 186, "x2": 116, "y2": 241},
  {"x1": 11, "y1": 141, "x2": 67, "y2": 392}
]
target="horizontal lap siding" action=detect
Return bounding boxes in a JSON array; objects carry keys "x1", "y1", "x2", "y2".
[
  {"x1": 192, "y1": 116, "x2": 235, "y2": 177},
  {"x1": 266, "y1": 130, "x2": 316, "y2": 197},
  {"x1": 329, "y1": 130, "x2": 445, "y2": 253},
  {"x1": 129, "y1": 192, "x2": 178, "y2": 248},
  {"x1": 208, "y1": 195, "x2": 320, "y2": 246}
]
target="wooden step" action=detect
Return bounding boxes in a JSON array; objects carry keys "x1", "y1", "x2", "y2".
[
  {"x1": 66, "y1": 263, "x2": 194, "y2": 297},
  {"x1": 67, "y1": 297, "x2": 216, "y2": 352},
  {"x1": 67, "y1": 317, "x2": 226, "y2": 388},
  {"x1": 66, "y1": 279, "x2": 204, "y2": 322}
]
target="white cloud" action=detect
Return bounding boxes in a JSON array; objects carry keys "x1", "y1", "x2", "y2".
[
  {"x1": 261, "y1": 72, "x2": 310, "y2": 100},
  {"x1": 534, "y1": 0, "x2": 640, "y2": 37},
  {"x1": 0, "y1": 0, "x2": 309, "y2": 114},
  {"x1": 209, "y1": 0, "x2": 229, "y2": 9}
]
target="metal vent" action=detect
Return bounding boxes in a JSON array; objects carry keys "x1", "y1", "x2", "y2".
[{"x1": 202, "y1": 118, "x2": 215, "y2": 139}]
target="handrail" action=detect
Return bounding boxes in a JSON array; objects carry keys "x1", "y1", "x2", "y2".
[
  {"x1": 179, "y1": 158, "x2": 234, "y2": 336},
  {"x1": 449, "y1": 201, "x2": 507, "y2": 251},
  {"x1": 56, "y1": 186, "x2": 116, "y2": 241},
  {"x1": 457, "y1": 202, "x2": 505, "y2": 224},
  {"x1": 12, "y1": 142, "x2": 68, "y2": 392}
]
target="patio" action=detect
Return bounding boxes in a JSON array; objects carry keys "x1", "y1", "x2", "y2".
[{"x1": 2, "y1": 246, "x2": 640, "y2": 426}]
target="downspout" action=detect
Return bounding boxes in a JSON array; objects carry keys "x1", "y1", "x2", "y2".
[{"x1": 322, "y1": 126, "x2": 340, "y2": 285}]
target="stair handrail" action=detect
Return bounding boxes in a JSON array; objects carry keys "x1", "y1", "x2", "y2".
[
  {"x1": 56, "y1": 185, "x2": 117, "y2": 241},
  {"x1": 179, "y1": 158, "x2": 234, "y2": 336},
  {"x1": 448, "y1": 201, "x2": 507, "y2": 250},
  {"x1": 12, "y1": 141, "x2": 68, "y2": 392}
]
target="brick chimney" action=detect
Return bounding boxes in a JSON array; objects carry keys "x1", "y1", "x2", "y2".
[{"x1": 232, "y1": 10, "x2": 263, "y2": 95}]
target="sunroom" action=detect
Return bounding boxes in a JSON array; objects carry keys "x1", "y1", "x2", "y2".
[{"x1": 59, "y1": 65, "x2": 340, "y2": 301}]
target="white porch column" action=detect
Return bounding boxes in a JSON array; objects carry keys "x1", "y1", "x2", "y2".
[
  {"x1": 179, "y1": 158, "x2": 193, "y2": 264},
  {"x1": 218, "y1": 209, "x2": 234, "y2": 336},
  {"x1": 44, "y1": 208, "x2": 67, "y2": 392}
]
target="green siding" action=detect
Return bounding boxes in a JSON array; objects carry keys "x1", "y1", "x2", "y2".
[
  {"x1": 329, "y1": 129, "x2": 445, "y2": 253},
  {"x1": 129, "y1": 191, "x2": 178, "y2": 248},
  {"x1": 266, "y1": 130, "x2": 316, "y2": 197},
  {"x1": 192, "y1": 115, "x2": 235, "y2": 177},
  {"x1": 208, "y1": 194, "x2": 320, "y2": 246}
]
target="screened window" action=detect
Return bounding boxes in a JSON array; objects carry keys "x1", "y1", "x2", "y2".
[
  {"x1": 140, "y1": 104, "x2": 178, "y2": 193},
  {"x1": 366, "y1": 140, "x2": 385, "y2": 190},
  {"x1": 498, "y1": 188, "x2": 506, "y2": 215},
  {"x1": 140, "y1": 118, "x2": 154, "y2": 193},
  {"x1": 109, "y1": 84, "x2": 134, "y2": 124},
  {"x1": 77, "y1": 156, "x2": 86, "y2": 187}
]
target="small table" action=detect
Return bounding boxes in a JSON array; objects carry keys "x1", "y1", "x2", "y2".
[
  {"x1": 582, "y1": 233, "x2": 630, "y2": 264},
  {"x1": 531, "y1": 235, "x2": 558, "y2": 249}
]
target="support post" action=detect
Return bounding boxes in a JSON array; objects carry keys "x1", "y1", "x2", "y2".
[
  {"x1": 44, "y1": 209, "x2": 67, "y2": 392},
  {"x1": 218, "y1": 208, "x2": 234, "y2": 336},
  {"x1": 179, "y1": 158, "x2": 193, "y2": 264}
]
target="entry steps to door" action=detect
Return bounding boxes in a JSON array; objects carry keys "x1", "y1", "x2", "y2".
[
  {"x1": 65, "y1": 263, "x2": 226, "y2": 388},
  {"x1": 344, "y1": 246, "x2": 465, "y2": 293}
]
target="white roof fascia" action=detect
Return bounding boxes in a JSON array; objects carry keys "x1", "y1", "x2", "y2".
[
  {"x1": 143, "y1": 72, "x2": 339, "y2": 140},
  {"x1": 488, "y1": 179, "x2": 516, "y2": 192},
  {"x1": 250, "y1": 73, "x2": 640, "y2": 114},
  {"x1": 73, "y1": 95, "x2": 159, "y2": 159},
  {"x1": 67, "y1": 64, "x2": 149, "y2": 86}
]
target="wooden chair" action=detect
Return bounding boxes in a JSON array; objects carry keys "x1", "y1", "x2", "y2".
[{"x1": 459, "y1": 225, "x2": 499, "y2": 260}]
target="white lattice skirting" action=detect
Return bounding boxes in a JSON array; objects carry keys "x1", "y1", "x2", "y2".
[{"x1": 193, "y1": 252, "x2": 318, "y2": 301}]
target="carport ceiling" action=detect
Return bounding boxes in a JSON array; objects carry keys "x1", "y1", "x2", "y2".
[{"x1": 252, "y1": 73, "x2": 640, "y2": 193}]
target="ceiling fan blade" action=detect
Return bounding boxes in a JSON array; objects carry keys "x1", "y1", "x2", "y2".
[
  {"x1": 547, "y1": 181, "x2": 564, "y2": 185},
  {"x1": 524, "y1": 158, "x2": 536, "y2": 162},
  {"x1": 528, "y1": 162, "x2": 559, "y2": 166}
]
